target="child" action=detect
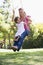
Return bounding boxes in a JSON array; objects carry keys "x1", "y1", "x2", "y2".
[
  {"x1": 14, "y1": 17, "x2": 25, "y2": 41},
  {"x1": 12, "y1": 17, "x2": 25, "y2": 51}
]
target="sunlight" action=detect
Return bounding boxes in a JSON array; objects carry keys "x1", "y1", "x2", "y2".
[
  {"x1": 0, "y1": 0, "x2": 43, "y2": 24},
  {"x1": 21, "y1": 0, "x2": 43, "y2": 24},
  {"x1": 10, "y1": 0, "x2": 43, "y2": 24}
]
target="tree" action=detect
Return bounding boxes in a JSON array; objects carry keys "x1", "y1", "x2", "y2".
[
  {"x1": 22, "y1": 23, "x2": 43, "y2": 49},
  {"x1": 0, "y1": 0, "x2": 17, "y2": 48}
]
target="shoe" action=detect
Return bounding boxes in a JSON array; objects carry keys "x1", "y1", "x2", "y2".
[
  {"x1": 11, "y1": 46, "x2": 18, "y2": 51},
  {"x1": 17, "y1": 49, "x2": 20, "y2": 51}
]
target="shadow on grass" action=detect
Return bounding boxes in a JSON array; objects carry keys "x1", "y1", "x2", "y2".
[{"x1": 0, "y1": 51, "x2": 43, "y2": 65}]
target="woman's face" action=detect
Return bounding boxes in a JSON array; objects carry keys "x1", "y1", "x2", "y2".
[{"x1": 19, "y1": 9, "x2": 24, "y2": 17}]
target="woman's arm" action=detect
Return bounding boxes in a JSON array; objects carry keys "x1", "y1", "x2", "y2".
[{"x1": 27, "y1": 16, "x2": 32, "y2": 24}]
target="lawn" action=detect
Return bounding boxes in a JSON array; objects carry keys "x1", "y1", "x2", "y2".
[{"x1": 0, "y1": 50, "x2": 43, "y2": 65}]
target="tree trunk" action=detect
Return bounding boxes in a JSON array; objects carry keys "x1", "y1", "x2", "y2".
[
  {"x1": 8, "y1": 33, "x2": 11, "y2": 49},
  {"x1": 3, "y1": 35, "x2": 6, "y2": 49}
]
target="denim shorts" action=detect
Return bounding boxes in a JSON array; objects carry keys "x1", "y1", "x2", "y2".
[
  {"x1": 13, "y1": 30, "x2": 30, "y2": 50},
  {"x1": 21, "y1": 30, "x2": 30, "y2": 39}
]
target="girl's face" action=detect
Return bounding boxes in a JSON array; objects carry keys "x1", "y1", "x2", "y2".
[{"x1": 17, "y1": 17, "x2": 21, "y2": 23}]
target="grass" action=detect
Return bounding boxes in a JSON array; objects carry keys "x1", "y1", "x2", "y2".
[{"x1": 0, "y1": 50, "x2": 43, "y2": 65}]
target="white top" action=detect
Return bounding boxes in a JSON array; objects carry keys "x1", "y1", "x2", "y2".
[{"x1": 15, "y1": 21, "x2": 25, "y2": 37}]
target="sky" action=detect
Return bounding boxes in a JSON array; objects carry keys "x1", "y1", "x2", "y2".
[{"x1": 0, "y1": 0, "x2": 43, "y2": 24}]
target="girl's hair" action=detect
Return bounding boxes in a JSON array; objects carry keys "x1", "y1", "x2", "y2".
[{"x1": 14, "y1": 17, "x2": 19, "y2": 23}]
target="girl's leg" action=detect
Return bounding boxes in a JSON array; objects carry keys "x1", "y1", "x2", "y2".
[
  {"x1": 17, "y1": 31, "x2": 27, "y2": 50},
  {"x1": 13, "y1": 41, "x2": 18, "y2": 46},
  {"x1": 13, "y1": 30, "x2": 30, "y2": 51},
  {"x1": 17, "y1": 38, "x2": 23, "y2": 51},
  {"x1": 21, "y1": 30, "x2": 29, "y2": 39},
  {"x1": 12, "y1": 41, "x2": 19, "y2": 51},
  {"x1": 17, "y1": 30, "x2": 30, "y2": 51}
]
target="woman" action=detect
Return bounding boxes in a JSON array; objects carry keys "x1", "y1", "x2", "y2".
[{"x1": 12, "y1": 8, "x2": 32, "y2": 51}]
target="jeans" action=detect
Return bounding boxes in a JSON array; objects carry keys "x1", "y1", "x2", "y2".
[{"x1": 13, "y1": 30, "x2": 30, "y2": 50}]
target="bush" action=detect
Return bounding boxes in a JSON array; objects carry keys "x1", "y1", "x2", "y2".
[{"x1": 22, "y1": 33, "x2": 43, "y2": 49}]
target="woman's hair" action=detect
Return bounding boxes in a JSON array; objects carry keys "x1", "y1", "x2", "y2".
[
  {"x1": 19, "y1": 8, "x2": 23, "y2": 11},
  {"x1": 14, "y1": 17, "x2": 19, "y2": 23}
]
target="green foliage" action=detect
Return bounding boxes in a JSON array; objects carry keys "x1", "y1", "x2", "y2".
[
  {"x1": 22, "y1": 24, "x2": 43, "y2": 49},
  {"x1": 0, "y1": 0, "x2": 43, "y2": 49},
  {"x1": 0, "y1": 0, "x2": 16, "y2": 48}
]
